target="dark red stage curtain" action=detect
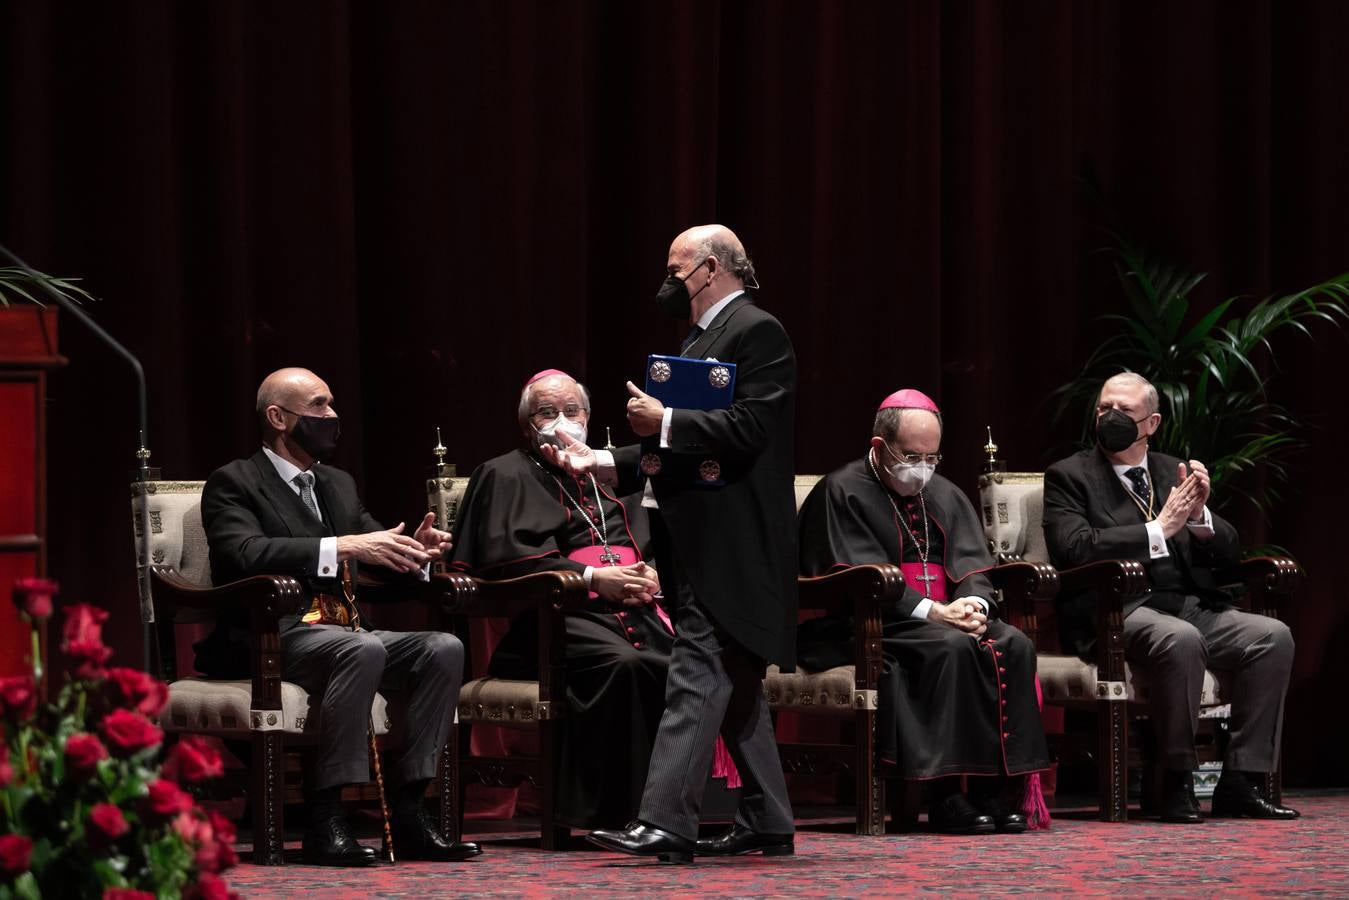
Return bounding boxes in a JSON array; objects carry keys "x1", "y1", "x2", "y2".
[{"x1": 2, "y1": 0, "x2": 1346, "y2": 785}]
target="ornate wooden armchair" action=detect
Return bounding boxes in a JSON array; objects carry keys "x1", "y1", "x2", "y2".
[
  {"x1": 131, "y1": 477, "x2": 453, "y2": 864},
  {"x1": 428, "y1": 468, "x2": 585, "y2": 850},
  {"x1": 978, "y1": 466, "x2": 1301, "y2": 821},
  {"x1": 767, "y1": 475, "x2": 1061, "y2": 834}
]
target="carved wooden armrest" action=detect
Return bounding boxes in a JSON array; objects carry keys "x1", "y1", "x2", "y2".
[
  {"x1": 1220, "y1": 556, "x2": 1302, "y2": 597},
  {"x1": 797, "y1": 563, "x2": 903, "y2": 618},
  {"x1": 1056, "y1": 559, "x2": 1149, "y2": 598},
  {"x1": 988, "y1": 560, "x2": 1059, "y2": 604},
  {"x1": 149, "y1": 566, "x2": 299, "y2": 621},
  {"x1": 442, "y1": 570, "x2": 591, "y2": 618}
]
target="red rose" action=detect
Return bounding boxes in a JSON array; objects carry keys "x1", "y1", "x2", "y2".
[
  {"x1": 105, "y1": 667, "x2": 170, "y2": 717},
  {"x1": 183, "y1": 873, "x2": 237, "y2": 900},
  {"x1": 99, "y1": 709, "x2": 164, "y2": 757},
  {"x1": 62, "y1": 604, "x2": 113, "y2": 679},
  {"x1": 0, "y1": 746, "x2": 12, "y2": 786},
  {"x1": 172, "y1": 810, "x2": 211, "y2": 844},
  {"x1": 0, "y1": 834, "x2": 32, "y2": 878},
  {"x1": 162, "y1": 735, "x2": 224, "y2": 784},
  {"x1": 87, "y1": 802, "x2": 130, "y2": 847},
  {"x1": 144, "y1": 779, "x2": 194, "y2": 820},
  {"x1": 65, "y1": 732, "x2": 110, "y2": 775},
  {"x1": 207, "y1": 810, "x2": 237, "y2": 846},
  {"x1": 104, "y1": 890, "x2": 156, "y2": 900},
  {"x1": 0, "y1": 675, "x2": 37, "y2": 721},
  {"x1": 12, "y1": 577, "x2": 58, "y2": 621}
]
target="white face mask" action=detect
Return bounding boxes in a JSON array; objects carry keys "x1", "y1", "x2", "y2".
[
  {"x1": 879, "y1": 444, "x2": 935, "y2": 496},
  {"x1": 535, "y1": 414, "x2": 587, "y2": 450},
  {"x1": 888, "y1": 461, "x2": 935, "y2": 496}
]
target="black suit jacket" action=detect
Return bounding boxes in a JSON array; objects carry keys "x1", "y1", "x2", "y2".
[
  {"x1": 613, "y1": 294, "x2": 799, "y2": 668},
  {"x1": 1042, "y1": 447, "x2": 1240, "y2": 656},
  {"x1": 196, "y1": 449, "x2": 385, "y2": 673}
]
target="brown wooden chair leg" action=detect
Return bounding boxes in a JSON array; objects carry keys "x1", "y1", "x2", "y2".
[
  {"x1": 439, "y1": 727, "x2": 459, "y2": 843},
  {"x1": 887, "y1": 779, "x2": 921, "y2": 833},
  {"x1": 538, "y1": 718, "x2": 568, "y2": 849},
  {"x1": 1097, "y1": 695, "x2": 1128, "y2": 822},
  {"x1": 854, "y1": 709, "x2": 884, "y2": 835},
  {"x1": 253, "y1": 731, "x2": 286, "y2": 865}
]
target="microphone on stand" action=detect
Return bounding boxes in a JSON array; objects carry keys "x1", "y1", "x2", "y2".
[{"x1": 0, "y1": 241, "x2": 160, "y2": 677}]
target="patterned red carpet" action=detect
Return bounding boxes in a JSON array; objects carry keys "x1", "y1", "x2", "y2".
[{"x1": 224, "y1": 793, "x2": 1347, "y2": 898}]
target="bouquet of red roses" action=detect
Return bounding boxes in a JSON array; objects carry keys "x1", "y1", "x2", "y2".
[{"x1": 2, "y1": 579, "x2": 238, "y2": 899}]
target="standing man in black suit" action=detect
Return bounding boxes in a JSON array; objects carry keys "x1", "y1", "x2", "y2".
[
  {"x1": 202, "y1": 367, "x2": 482, "y2": 865},
  {"x1": 543, "y1": 225, "x2": 797, "y2": 863},
  {"x1": 1042, "y1": 372, "x2": 1297, "y2": 823}
]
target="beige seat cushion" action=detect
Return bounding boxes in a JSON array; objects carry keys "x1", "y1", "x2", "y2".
[
  {"x1": 457, "y1": 677, "x2": 555, "y2": 726},
  {"x1": 763, "y1": 664, "x2": 865, "y2": 716},
  {"x1": 162, "y1": 677, "x2": 390, "y2": 736},
  {"x1": 1036, "y1": 654, "x2": 1225, "y2": 708}
]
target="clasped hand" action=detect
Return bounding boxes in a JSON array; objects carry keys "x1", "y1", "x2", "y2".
[
  {"x1": 336, "y1": 512, "x2": 450, "y2": 574},
  {"x1": 929, "y1": 598, "x2": 988, "y2": 636},
  {"x1": 591, "y1": 561, "x2": 661, "y2": 607},
  {"x1": 1157, "y1": 461, "x2": 1212, "y2": 539}
]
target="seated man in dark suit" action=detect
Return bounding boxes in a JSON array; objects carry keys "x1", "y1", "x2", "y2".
[
  {"x1": 1043, "y1": 372, "x2": 1297, "y2": 823},
  {"x1": 450, "y1": 368, "x2": 739, "y2": 828},
  {"x1": 202, "y1": 367, "x2": 482, "y2": 866}
]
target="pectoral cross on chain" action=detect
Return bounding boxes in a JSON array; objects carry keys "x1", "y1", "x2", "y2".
[
  {"x1": 599, "y1": 546, "x2": 623, "y2": 565},
  {"x1": 913, "y1": 563, "x2": 938, "y2": 585}
]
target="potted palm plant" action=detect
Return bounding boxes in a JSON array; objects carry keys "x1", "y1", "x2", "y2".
[{"x1": 1053, "y1": 235, "x2": 1349, "y2": 517}]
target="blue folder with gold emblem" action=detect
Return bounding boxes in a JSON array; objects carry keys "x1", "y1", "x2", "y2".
[{"x1": 639, "y1": 354, "x2": 737, "y2": 486}]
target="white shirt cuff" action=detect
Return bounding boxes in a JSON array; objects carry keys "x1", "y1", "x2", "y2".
[
  {"x1": 1186, "y1": 505, "x2": 1215, "y2": 534},
  {"x1": 583, "y1": 565, "x2": 594, "y2": 587},
  {"x1": 659, "y1": 408, "x2": 673, "y2": 449},
  {"x1": 417, "y1": 563, "x2": 431, "y2": 582},
  {"x1": 318, "y1": 536, "x2": 338, "y2": 577},
  {"x1": 593, "y1": 449, "x2": 618, "y2": 486},
  {"x1": 1145, "y1": 520, "x2": 1169, "y2": 558},
  {"x1": 911, "y1": 597, "x2": 934, "y2": 621}
]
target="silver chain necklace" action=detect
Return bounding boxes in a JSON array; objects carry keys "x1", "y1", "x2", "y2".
[
  {"x1": 867, "y1": 452, "x2": 937, "y2": 597},
  {"x1": 530, "y1": 455, "x2": 623, "y2": 565}
]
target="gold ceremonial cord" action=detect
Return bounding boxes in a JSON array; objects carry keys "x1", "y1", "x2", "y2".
[
  {"x1": 341, "y1": 562, "x2": 396, "y2": 863},
  {"x1": 1123, "y1": 473, "x2": 1156, "y2": 522}
]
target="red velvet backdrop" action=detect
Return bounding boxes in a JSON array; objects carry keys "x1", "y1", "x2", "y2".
[{"x1": 3, "y1": 1, "x2": 1346, "y2": 785}]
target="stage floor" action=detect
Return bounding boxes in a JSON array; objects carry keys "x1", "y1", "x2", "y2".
[{"x1": 222, "y1": 791, "x2": 1348, "y2": 897}]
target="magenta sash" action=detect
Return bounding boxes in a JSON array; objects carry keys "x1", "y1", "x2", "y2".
[{"x1": 899, "y1": 562, "x2": 948, "y2": 601}]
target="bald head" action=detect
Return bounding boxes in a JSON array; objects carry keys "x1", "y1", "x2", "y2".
[
  {"x1": 256, "y1": 368, "x2": 335, "y2": 434},
  {"x1": 665, "y1": 224, "x2": 757, "y2": 323}
]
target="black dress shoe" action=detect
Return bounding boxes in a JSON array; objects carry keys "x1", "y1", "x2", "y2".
[
  {"x1": 302, "y1": 815, "x2": 381, "y2": 867},
  {"x1": 974, "y1": 795, "x2": 1028, "y2": 834},
  {"x1": 392, "y1": 808, "x2": 484, "y2": 861},
  {"x1": 928, "y1": 793, "x2": 996, "y2": 835},
  {"x1": 587, "y1": 821, "x2": 694, "y2": 864},
  {"x1": 694, "y1": 824, "x2": 794, "y2": 857},
  {"x1": 1160, "y1": 770, "x2": 1204, "y2": 824},
  {"x1": 1211, "y1": 771, "x2": 1300, "y2": 820}
]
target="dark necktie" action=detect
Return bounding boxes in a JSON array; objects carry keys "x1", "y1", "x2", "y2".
[
  {"x1": 680, "y1": 325, "x2": 704, "y2": 356},
  {"x1": 1124, "y1": 466, "x2": 1151, "y2": 510},
  {"x1": 293, "y1": 471, "x2": 322, "y2": 522}
]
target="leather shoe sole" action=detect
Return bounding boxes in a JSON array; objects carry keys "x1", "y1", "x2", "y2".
[
  {"x1": 396, "y1": 839, "x2": 484, "y2": 862},
  {"x1": 1211, "y1": 797, "x2": 1300, "y2": 820},
  {"x1": 694, "y1": 828, "x2": 794, "y2": 857},
  {"x1": 300, "y1": 846, "x2": 380, "y2": 867}
]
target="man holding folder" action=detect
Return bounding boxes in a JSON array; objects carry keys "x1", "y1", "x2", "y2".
[{"x1": 542, "y1": 224, "x2": 798, "y2": 863}]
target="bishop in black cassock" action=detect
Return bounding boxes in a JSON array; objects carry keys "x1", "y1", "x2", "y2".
[
  {"x1": 450, "y1": 369, "x2": 736, "y2": 829},
  {"x1": 797, "y1": 389, "x2": 1049, "y2": 833}
]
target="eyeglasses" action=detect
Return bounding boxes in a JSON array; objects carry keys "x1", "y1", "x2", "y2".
[
  {"x1": 531, "y1": 405, "x2": 586, "y2": 421},
  {"x1": 884, "y1": 444, "x2": 942, "y2": 466},
  {"x1": 894, "y1": 452, "x2": 942, "y2": 466}
]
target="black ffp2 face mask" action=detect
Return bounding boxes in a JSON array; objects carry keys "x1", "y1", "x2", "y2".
[
  {"x1": 282, "y1": 409, "x2": 341, "y2": 461},
  {"x1": 1095, "y1": 407, "x2": 1148, "y2": 454},
  {"x1": 655, "y1": 258, "x2": 711, "y2": 320}
]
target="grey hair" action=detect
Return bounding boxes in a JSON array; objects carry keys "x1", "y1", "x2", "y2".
[
  {"x1": 872, "y1": 407, "x2": 943, "y2": 442},
  {"x1": 694, "y1": 234, "x2": 757, "y2": 286},
  {"x1": 517, "y1": 378, "x2": 592, "y2": 434},
  {"x1": 1102, "y1": 372, "x2": 1160, "y2": 415},
  {"x1": 256, "y1": 381, "x2": 285, "y2": 430}
]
